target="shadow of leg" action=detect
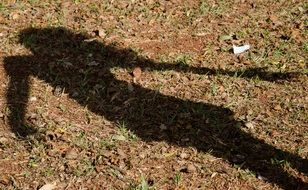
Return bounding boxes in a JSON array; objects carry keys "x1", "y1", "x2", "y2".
[{"x1": 5, "y1": 61, "x2": 37, "y2": 137}]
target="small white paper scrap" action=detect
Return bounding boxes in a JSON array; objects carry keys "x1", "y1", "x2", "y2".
[{"x1": 233, "y1": 44, "x2": 250, "y2": 54}]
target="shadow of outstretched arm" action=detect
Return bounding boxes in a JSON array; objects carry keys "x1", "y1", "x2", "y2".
[
  {"x1": 17, "y1": 27, "x2": 302, "y2": 83},
  {"x1": 76, "y1": 38, "x2": 302, "y2": 83},
  {"x1": 3, "y1": 27, "x2": 308, "y2": 189}
]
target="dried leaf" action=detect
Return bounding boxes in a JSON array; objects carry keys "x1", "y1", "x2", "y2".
[
  {"x1": 65, "y1": 149, "x2": 79, "y2": 160},
  {"x1": 245, "y1": 122, "x2": 254, "y2": 130},
  {"x1": 274, "y1": 104, "x2": 282, "y2": 111},
  {"x1": 10, "y1": 13, "x2": 19, "y2": 20},
  {"x1": 98, "y1": 29, "x2": 107, "y2": 38},
  {"x1": 39, "y1": 182, "x2": 57, "y2": 190},
  {"x1": 112, "y1": 135, "x2": 126, "y2": 141},
  {"x1": 219, "y1": 35, "x2": 232, "y2": 41}
]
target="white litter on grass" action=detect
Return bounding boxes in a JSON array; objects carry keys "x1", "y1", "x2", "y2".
[{"x1": 233, "y1": 44, "x2": 250, "y2": 54}]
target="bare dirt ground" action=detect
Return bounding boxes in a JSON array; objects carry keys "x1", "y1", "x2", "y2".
[{"x1": 0, "y1": 1, "x2": 307, "y2": 189}]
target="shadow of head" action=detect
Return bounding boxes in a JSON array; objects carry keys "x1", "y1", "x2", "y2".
[
  {"x1": 18, "y1": 27, "x2": 138, "y2": 66},
  {"x1": 19, "y1": 27, "x2": 89, "y2": 54}
]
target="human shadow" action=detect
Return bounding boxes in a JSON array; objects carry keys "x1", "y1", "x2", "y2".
[{"x1": 3, "y1": 27, "x2": 307, "y2": 189}]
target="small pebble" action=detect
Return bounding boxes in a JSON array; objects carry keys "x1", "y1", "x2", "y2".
[{"x1": 133, "y1": 67, "x2": 142, "y2": 79}]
